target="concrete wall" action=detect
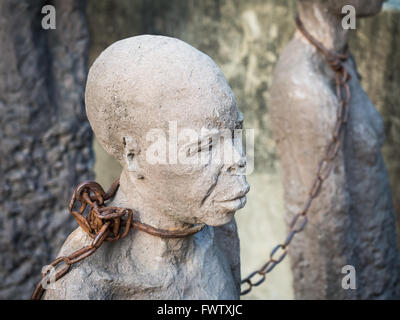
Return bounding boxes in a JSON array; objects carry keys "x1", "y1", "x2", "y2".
[{"x1": 0, "y1": 0, "x2": 92, "y2": 299}]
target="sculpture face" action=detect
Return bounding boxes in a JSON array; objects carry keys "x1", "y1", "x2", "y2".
[
  {"x1": 132, "y1": 97, "x2": 249, "y2": 226},
  {"x1": 86, "y1": 35, "x2": 249, "y2": 227}
]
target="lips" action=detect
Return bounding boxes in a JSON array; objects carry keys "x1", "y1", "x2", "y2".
[
  {"x1": 217, "y1": 195, "x2": 247, "y2": 211},
  {"x1": 219, "y1": 184, "x2": 250, "y2": 203},
  {"x1": 216, "y1": 183, "x2": 250, "y2": 212}
]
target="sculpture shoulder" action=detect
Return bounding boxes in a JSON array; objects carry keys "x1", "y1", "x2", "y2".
[
  {"x1": 270, "y1": 36, "x2": 338, "y2": 136},
  {"x1": 271, "y1": 36, "x2": 332, "y2": 105},
  {"x1": 273, "y1": 36, "x2": 315, "y2": 83},
  {"x1": 274, "y1": 37, "x2": 309, "y2": 74},
  {"x1": 43, "y1": 227, "x2": 107, "y2": 299},
  {"x1": 57, "y1": 227, "x2": 93, "y2": 257},
  {"x1": 44, "y1": 224, "x2": 240, "y2": 300}
]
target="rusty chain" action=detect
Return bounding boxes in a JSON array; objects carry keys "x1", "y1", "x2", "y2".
[
  {"x1": 31, "y1": 179, "x2": 205, "y2": 300},
  {"x1": 239, "y1": 15, "x2": 352, "y2": 295}
]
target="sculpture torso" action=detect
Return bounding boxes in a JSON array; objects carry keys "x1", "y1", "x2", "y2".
[
  {"x1": 270, "y1": 33, "x2": 400, "y2": 299},
  {"x1": 44, "y1": 219, "x2": 240, "y2": 300}
]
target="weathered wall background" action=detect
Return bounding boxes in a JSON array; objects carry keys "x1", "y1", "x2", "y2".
[
  {"x1": 0, "y1": 0, "x2": 93, "y2": 299},
  {"x1": 87, "y1": 0, "x2": 400, "y2": 299}
]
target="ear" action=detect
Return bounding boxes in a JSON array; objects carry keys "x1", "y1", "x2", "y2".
[{"x1": 122, "y1": 136, "x2": 144, "y2": 179}]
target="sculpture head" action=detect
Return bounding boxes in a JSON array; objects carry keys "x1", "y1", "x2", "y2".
[{"x1": 85, "y1": 35, "x2": 249, "y2": 227}]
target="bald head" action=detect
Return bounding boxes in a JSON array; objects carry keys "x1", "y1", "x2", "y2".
[{"x1": 85, "y1": 35, "x2": 237, "y2": 160}]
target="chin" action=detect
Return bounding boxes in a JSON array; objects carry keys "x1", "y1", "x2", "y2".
[
  {"x1": 197, "y1": 195, "x2": 247, "y2": 227},
  {"x1": 201, "y1": 210, "x2": 235, "y2": 227}
]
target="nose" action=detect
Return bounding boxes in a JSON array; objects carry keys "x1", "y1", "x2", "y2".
[
  {"x1": 227, "y1": 155, "x2": 246, "y2": 174},
  {"x1": 224, "y1": 141, "x2": 247, "y2": 175}
]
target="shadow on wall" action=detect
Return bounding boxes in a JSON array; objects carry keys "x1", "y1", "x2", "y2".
[{"x1": 87, "y1": 0, "x2": 400, "y2": 299}]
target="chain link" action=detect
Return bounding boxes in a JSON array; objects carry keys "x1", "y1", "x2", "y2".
[
  {"x1": 239, "y1": 15, "x2": 352, "y2": 295},
  {"x1": 31, "y1": 180, "x2": 205, "y2": 300}
]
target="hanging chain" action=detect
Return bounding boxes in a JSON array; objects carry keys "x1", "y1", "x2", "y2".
[
  {"x1": 240, "y1": 15, "x2": 352, "y2": 295},
  {"x1": 31, "y1": 179, "x2": 205, "y2": 300}
]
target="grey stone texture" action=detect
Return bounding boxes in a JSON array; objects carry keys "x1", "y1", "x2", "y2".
[{"x1": 0, "y1": 0, "x2": 92, "y2": 299}]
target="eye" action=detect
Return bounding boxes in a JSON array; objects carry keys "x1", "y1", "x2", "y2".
[
  {"x1": 200, "y1": 137, "x2": 213, "y2": 153},
  {"x1": 186, "y1": 138, "x2": 213, "y2": 156},
  {"x1": 186, "y1": 144, "x2": 198, "y2": 157}
]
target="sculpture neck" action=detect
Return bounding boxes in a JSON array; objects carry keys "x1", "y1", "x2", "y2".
[
  {"x1": 109, "y1": 169, "x2": 198, "y2": 260},
  {"x1": 297, "y1": 2, "x2": 349, "y2": 54},
  {"x1": 113, "y1": 168, "x2": 192, "y2": 231}
]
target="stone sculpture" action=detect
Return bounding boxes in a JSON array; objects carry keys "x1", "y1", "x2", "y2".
[
  {"x1": 270, "y1": 0, "x2": 400, "y2": 299},
  {"x1": 44, "y1": 35, "x2": 249, "y2": 299}
]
